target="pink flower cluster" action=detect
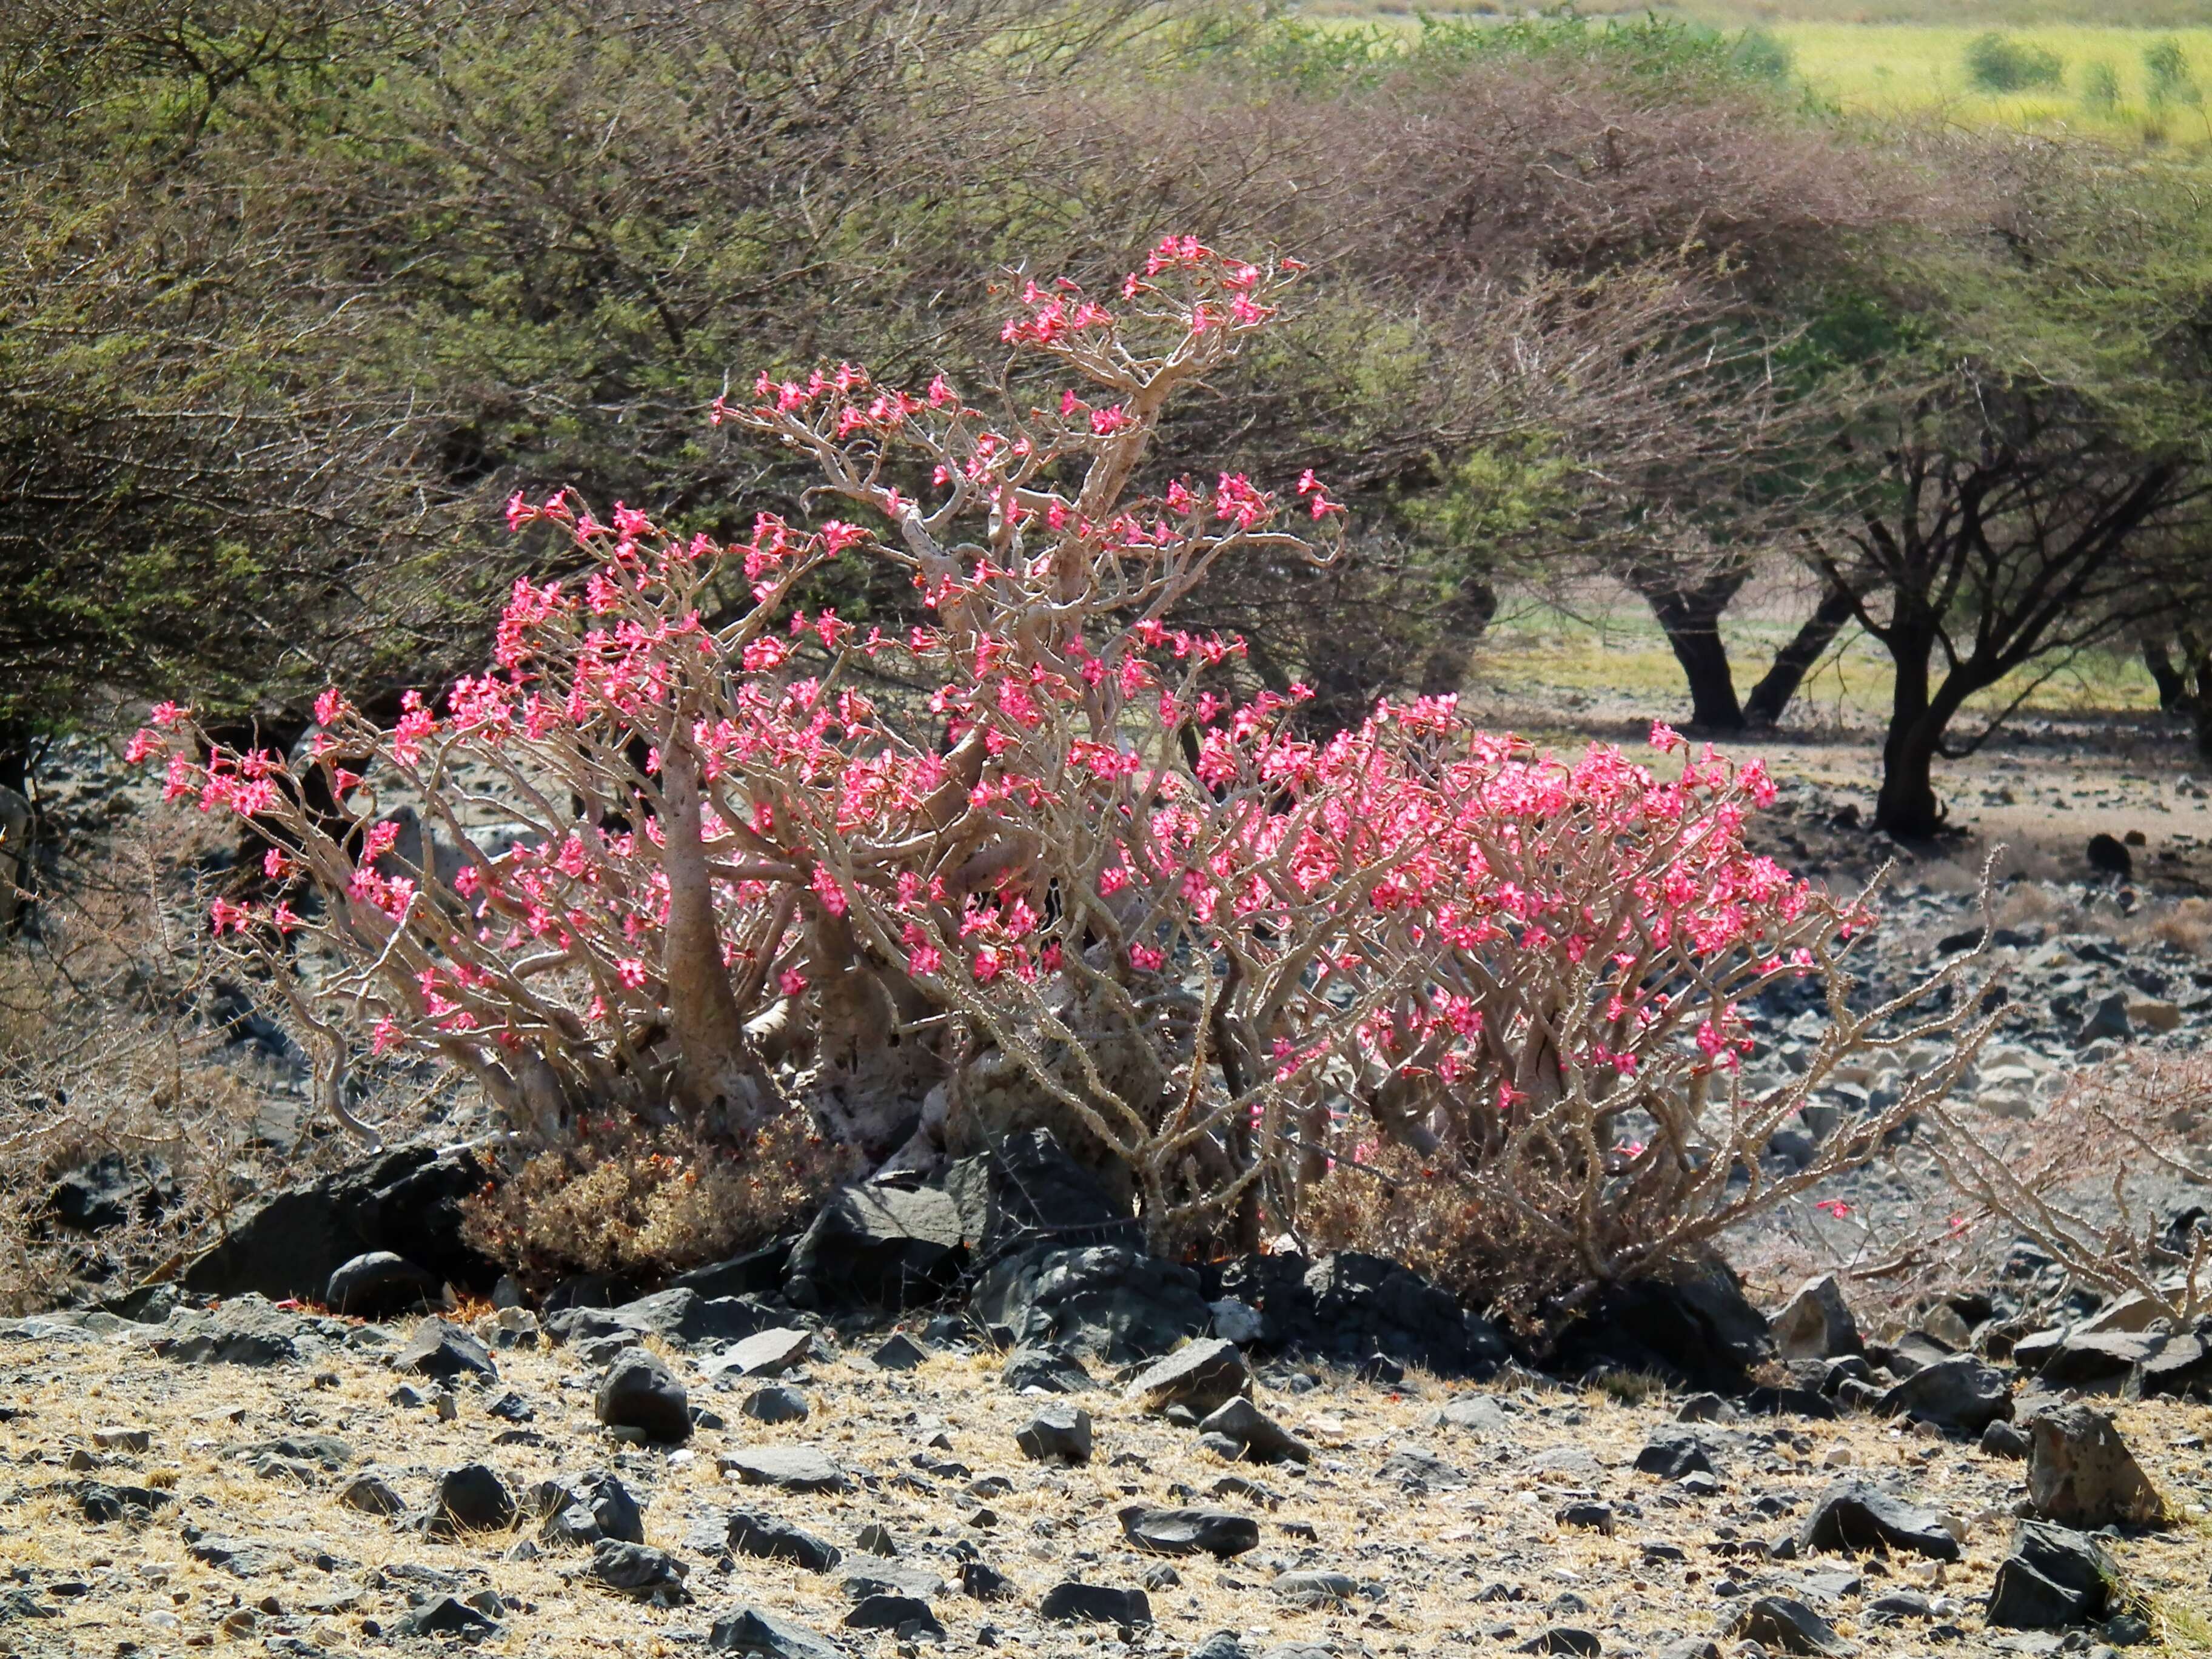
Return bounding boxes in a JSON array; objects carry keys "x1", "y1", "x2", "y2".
[{"x1": 129, "y1": 241, "x2": 1860, "y2": 1209}]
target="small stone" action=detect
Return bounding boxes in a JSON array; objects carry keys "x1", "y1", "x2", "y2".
[
  {"x1": 1122, "y1": 1337, "x2": 1250, "y2": 1416},
  {"x1": 1982, "y1": 1420, "x2": 2032, "y2": 1460},
  {"x1": 595, "y1": 1349, "x2": 691, "y2": 1444},
  {"x1": 1117, "y1": 1504, "x2": 1259, "y2": 1557},
  {"x1": 1197, "y1": 1396, "x2": 1313, "y2": 1464},
  {"x1": 2026, "y1": 1404, "x2": 2167, "y2": 1529},
  {"x1": 856, "y1": 1522, "x2": 899, "y2": 1557},
  {"x1": 392, "y1": 1319, "x2": 496, "y2": 1383},
  {"x1": 740, "y1": 1384, "x2": 809, "y2": 1424},
  {"x1": 90, "y1": 1427, "x2": 152, "y2": 1453},
  {"x1": 1014, "y1": 1403, "x2": 1093, "y2": 1464},
  {"x1": 720, "y1": 1445, "x2": 846, "y2": 1492},
  {"x1": 1039, "y1": 1582, "x2": 1152, "y2": 1626}
]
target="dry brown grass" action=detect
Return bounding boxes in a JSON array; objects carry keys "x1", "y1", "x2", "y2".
[
  {"x1": 5, "y1": 1315, "x2": 2212, "y2": 1657},
  {"x1": 460, "y1": 1118, "x2": 854, "y2": 1296},
  {"x1": 0, "y1": 812, "x2": 440, "y2": 1315}
]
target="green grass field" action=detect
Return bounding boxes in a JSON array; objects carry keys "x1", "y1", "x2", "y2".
[
  {"x1": 1296, "y1": 7, "x2": 2212, "y2": 148},
  {"x1": 1780, "y1": 22, "x2": 2212, "y2": 146}
]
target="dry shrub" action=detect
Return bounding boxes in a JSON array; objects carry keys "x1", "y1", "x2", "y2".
[
  {"x1": 460, "y1": 1116, "x2": 852, "y2": 1295},
  {"x1": 0, "y1": 806, "x2": 444, "y2": 1315},
  {"x1": 1926, "y1": 1049, "x2": 2212, "y2": 1322},
  {"x1": 2137, "y1": 898, "x2": 2212, "y2": 956},
  {"x1": 1297, "y1": 879, "x2": 1999, "y2": 1336}
]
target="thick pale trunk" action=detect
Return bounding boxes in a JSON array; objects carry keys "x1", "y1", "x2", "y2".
[{"x1": 660, "y1": 742, "x2": 774, "y2": 1132}]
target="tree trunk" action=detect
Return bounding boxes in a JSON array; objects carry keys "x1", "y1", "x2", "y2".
[
  {"x1": 660, "y1": 739, "x2": 776, "y2": 1133},
  {"x1": 1745, "y1": 583, "x2": 1858, "y2": 729},
  {"x1": 1871, "y1": 628, "x2": 1968, "y2": 840},
  {"x1": 1652, "y1": 604, "x2": 1744, "y2": 732},
  {"x1": 2145, "y1": 638, "x2": 2187, "y2": 712},
  {"x1": 1632, "y1": 570, "x2": 1748, "y2": 733}
]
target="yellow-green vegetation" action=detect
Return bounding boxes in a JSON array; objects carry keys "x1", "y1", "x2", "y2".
[
  {"x1": 1472, "y1": 595, "x2": 2163, "y2": 732},
  {"x1": 1778, "y1": 22, "x2": 2212, "y2": 146},
  {"x1": 1295, "y1": 8, "x2": 2212, "y2": 147}
]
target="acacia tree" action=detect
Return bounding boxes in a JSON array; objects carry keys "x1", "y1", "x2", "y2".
[{"x1": 1806, "y1": 378, "x2": 2208, "y2": 839}]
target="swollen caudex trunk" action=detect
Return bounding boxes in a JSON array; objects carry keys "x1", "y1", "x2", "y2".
[{"x1": 660, "y1": 740, "x2": 779, "y2": 1134}]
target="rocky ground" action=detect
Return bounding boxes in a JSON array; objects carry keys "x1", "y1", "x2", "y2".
[
  {"x1": 3, "y1": 1274, "x2": 2211, "y2": 1659},
  {"x1": 11, "y1": 694, "x2": 2212, "y2": 1659}
]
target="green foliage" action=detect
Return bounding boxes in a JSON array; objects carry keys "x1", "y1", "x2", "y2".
[
  {"x1": 1965, "y1": 31, "x2": 2065, "y2": 91},
  {"x1": 2081, "y1": 59, "x2": 2123, "y2": 111},
  {"x1": 2146, "y1": 38, "x2": 2202, "y2": 106},
  {"x1": 1239, "y1": 9, "x2": 1800, "y2": 98}
]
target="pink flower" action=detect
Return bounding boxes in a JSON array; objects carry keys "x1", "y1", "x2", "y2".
[
  {"x1": 1128, "y1": 943, "x2": 1165, "y2": 971},
  {"x1": 615, "y1": 957, "x2": 648, "y2": 988},
  {"x1": 777, "y1": 968, "x2": 808, "y2": 997}
]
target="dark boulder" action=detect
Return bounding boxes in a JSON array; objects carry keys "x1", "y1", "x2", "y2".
[
  {"x1": 432, "y1": 1464, "x2": 515, "y2": 1533},
  {"x1": 1879, "y1": 1356, "x2": 2012, "y2": 1434},
  {"x1": 594, "y1": 1349, "x2": 690, "y2": 1444},
  {"x1": 1544, "y1": 1259, "x2": 1772, "y2": 1393},
  {"x1": 708, "y1": 1606, "x2": 848, "y2": 1658},
  {"x1": 1040, "y1": 1583, "x2": 1151, "y2": 1626},
  {"x1": 973, "y1": 1242, "x2": 1208, "y2": 1364},
  {"x1": 547, "y1": 1288, "x2": 776, "y2": 1350},
  {"x1": 535, "y1": 1468, "x2": 644, "y2": 1547},
  {"x1": 392, "y1": 1319, "x2": 497, "y2": 1382},
  {"x1": 2026, "y1": 1403, "x2": 2167, "y2": 1529},
  {"x1": 727, "y1": 1511, "x2": 841, "y2": 1573},
  {"x1": 1207, "y1": 1250, "x2": 1507, "y2": 1378},
  {"x1": 1799, "y1": 1482, "x2": 1960, "y2": 1561},
  {"x1": 1124, "y1": 1338, "x2": 1251, "y2": 1416},
  {"x1": 785, "y1": 1181, "x2": 964, "y2": 1309},
  {"x1": 945, "y1": 1127, "x2": 1134, "y2": 1264},
  {"x1": 1986, "y1": 1521, "x2": 2117, "y2": 1629},
  {"x1": 1118, "y1": 1505, "x2": 1259, "y2": 1558},
  {"x1": 327, "y1": 1252, "x2": 440, "y2": 1319},
  {"x1": 46, "y1": 1154, "x2": 178, "y2": 1233},
  {"x1": 184, "y1": 1142, "x2": 497, "y2": 1302}
]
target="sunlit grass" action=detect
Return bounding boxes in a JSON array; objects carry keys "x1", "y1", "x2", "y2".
[
  {"x1": 1776, "y1": 22, "x2": 2212, "y2": 147},
  {"x1": 1470, "y1": 592, "x2": 2162, "y2": 729}
]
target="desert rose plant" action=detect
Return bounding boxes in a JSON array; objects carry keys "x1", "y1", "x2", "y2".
[{"x1": 133, "y1": 239, "x2": 1991, "y2": 1301}]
